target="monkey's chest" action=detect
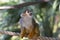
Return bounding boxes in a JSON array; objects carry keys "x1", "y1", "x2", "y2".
[{"x1": 20, "y1": 17, "x2": 33, "y2": 30}]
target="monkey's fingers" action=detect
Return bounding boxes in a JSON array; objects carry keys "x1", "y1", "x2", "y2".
[{"x1": 28, "y1": 31, "x2": 35, "y2": 39}]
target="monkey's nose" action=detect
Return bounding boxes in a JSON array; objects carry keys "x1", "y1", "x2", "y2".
[{"x1": 30, "y1": 13, "x2": 32, "y2": 16}]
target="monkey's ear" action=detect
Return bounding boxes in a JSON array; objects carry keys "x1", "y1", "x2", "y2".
[
  {"x1": 20, "y1": 13, "x2": 23, "y2": 17},
  {"x1": 20, "y1": 13, "x2": 26, "y2": 17}
]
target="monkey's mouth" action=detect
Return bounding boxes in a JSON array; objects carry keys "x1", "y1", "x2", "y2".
[{"x1": 29, "y1": 12, "x2": 32, "y2": 16}]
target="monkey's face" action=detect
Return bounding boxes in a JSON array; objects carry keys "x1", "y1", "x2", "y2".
[
  {"x1": 25, "y1": 10, "x2": 32, "y2": 16},
  {"x1": 21, "y1": 10, "x2": 32, "y2": 17}
]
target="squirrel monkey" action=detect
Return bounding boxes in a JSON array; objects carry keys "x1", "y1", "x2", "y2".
[{"x1": 19, "y1": 9, "x2": 40, "y2": 39}]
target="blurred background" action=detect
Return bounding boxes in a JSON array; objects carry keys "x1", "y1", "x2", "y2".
[{"x1": 0, "y1": 0, "x2": 60, "y2": 40}]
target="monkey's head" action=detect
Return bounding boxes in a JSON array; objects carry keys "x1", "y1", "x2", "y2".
[{"x1": 20, "y1": 9, "x2": 32, "y2": 17}]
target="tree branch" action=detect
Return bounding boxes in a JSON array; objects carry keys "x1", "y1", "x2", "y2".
[{"x1": 0, "y1": 0, "x2": 49, "y2": 9}]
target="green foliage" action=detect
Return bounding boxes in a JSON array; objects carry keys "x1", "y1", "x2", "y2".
[{"x1": 0, "y1": 0, "x2": 18, "y2": 6}]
